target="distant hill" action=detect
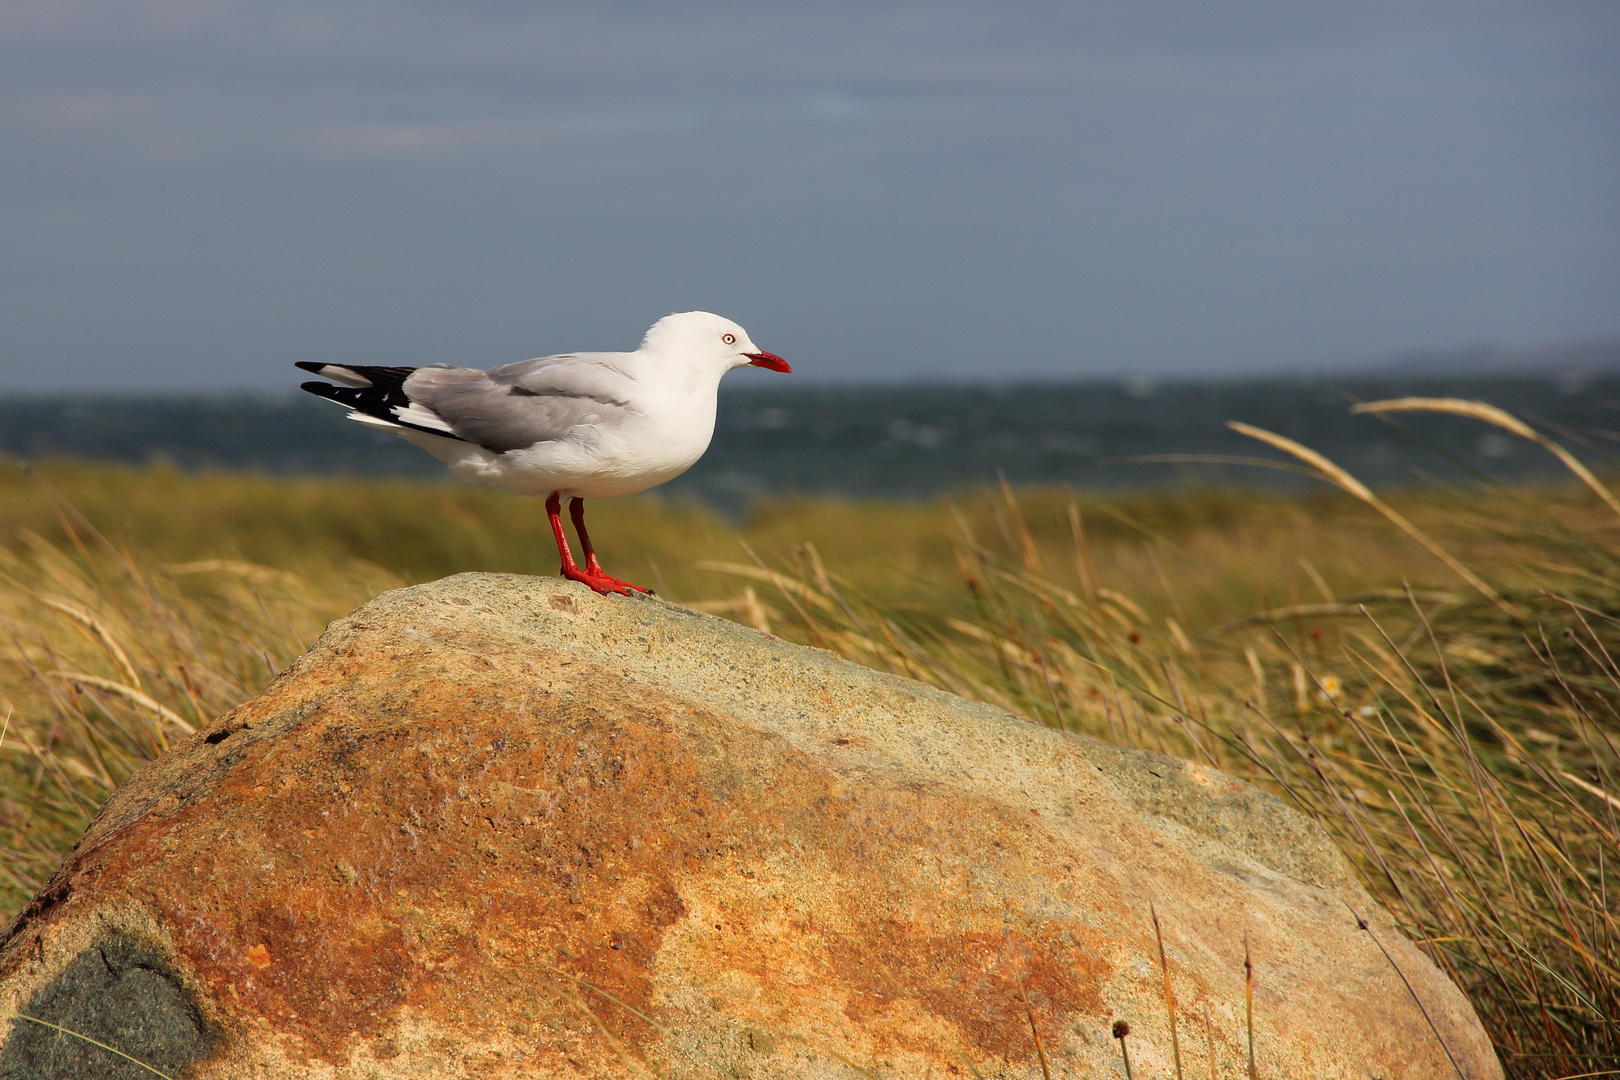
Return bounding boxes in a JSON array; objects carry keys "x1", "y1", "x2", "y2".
[{"x1": 1381, "y1": 339, "x2": 1620, "y2": 376}]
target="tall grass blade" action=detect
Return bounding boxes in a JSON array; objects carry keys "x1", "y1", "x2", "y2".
[
  {"x1": 1351, "y1": 397, "x2": 1620, "y2": 521},
  {"x1": 5, "y1": 1013, "x2": 177, "y2": 1079},
  {"x1": 1227, "y1": 421, "x2": 1502, "y2": 604},
  {"x1": 1151, "y1": 902, "x2": 1184, "y2": 1080}
]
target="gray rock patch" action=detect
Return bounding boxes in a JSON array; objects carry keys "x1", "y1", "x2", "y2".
[{"x1": 1, "y1": 934, "x2": 214, "y2": 1079}]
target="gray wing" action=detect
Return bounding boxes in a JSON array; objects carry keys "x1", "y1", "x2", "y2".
[{"x1": 403, "y1": 353, "x2": 638, "y2": 453}]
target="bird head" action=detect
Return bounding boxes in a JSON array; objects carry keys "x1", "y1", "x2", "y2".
[{"x1": 641, "y1": 311, "x2": 791, "y2": 374}]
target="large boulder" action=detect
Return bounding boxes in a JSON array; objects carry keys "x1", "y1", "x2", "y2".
[{"x1": 0, "y1": 574, "x2": 1499, "y2": 1079}]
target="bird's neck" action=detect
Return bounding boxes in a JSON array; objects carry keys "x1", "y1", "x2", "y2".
[{"x1": 638, "y1": 355, "x2": 728, "y2": 399}]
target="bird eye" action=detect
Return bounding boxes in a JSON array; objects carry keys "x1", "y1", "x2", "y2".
[{"x1": 722, "y1": 333, "x2": 736, "y2": 345}]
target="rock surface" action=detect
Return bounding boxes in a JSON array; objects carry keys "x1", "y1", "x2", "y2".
[{"x1": 0, "y1": 573, "x2": 1500, "y2": 1079}]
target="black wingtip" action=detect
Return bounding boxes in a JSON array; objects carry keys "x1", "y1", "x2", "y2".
[
  {"x1": 294, "y1": 361, "x2": 326, "y2": 375},
  {"x1": 299, "y1": 380, "x2": 348, "y2": 401}
]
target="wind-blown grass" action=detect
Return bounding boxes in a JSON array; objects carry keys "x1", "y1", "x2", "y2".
[
  {"x1": 1, "y1": 398, "x2": 1617, "y2": 1076},
  {"x1": 691, "y1": 410, "x2": 1620, "y2": 1077},
  {"x1": 0, "y1": 484, "x2": 398, "y2": 902}
]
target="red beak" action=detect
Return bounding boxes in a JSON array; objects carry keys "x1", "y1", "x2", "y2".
[{"x1": 746, "y1": 351, "x2": 791, "y2": 374}]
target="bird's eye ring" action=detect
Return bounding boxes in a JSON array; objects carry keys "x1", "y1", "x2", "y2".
[{"x1": 722, "y1": 333, "x2": 736, "y2": 345}]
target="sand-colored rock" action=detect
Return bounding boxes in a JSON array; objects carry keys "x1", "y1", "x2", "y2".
[{"x1": 0, "y1": 573, "x2": 1500, "y2": 1078}]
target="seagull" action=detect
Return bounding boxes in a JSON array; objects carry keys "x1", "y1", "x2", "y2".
[{"x1": 296, "y1": 311, "x2": 791, "y2": 596}]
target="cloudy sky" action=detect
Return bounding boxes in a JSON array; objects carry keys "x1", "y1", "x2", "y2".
[{"x1": 2, "y1": 0, "x2": 1616, "y2": 390}]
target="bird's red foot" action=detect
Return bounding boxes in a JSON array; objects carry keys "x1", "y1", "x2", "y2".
[{"x1": 561, "y1": 564, "x2": 653, "y2": 597}]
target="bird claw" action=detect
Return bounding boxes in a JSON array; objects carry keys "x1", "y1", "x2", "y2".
[{"x1": 562, "y1": 566, "x2": 653, "y2": 597}]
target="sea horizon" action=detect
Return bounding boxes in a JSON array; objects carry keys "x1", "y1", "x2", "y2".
[{"x1": 4, "y1": 372, "x2": 1617, "y2": 508}]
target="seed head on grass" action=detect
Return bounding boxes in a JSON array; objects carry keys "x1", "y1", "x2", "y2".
[{"x1": 1112, "y1": 1019, "x2": 1134, "y2": 1080}]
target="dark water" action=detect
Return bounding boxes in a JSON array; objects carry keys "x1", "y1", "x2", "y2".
[{"x1": 3, "y1": 375, "x2": 1617, "y2": 506}]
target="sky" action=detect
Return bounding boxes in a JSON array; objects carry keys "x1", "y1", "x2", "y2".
[{"x1": 1, "y1": 0, "x2": 1617, "y2": 391}]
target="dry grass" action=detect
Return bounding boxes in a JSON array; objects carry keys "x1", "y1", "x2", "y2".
[
  {"x1": 0, "y1": 486, "x2": 398, "y2": 902},
  {"x1": 693, "y1": 422, "x2": 1620, "y2": 1077},
  {"x1": 2, "y1": 398, "x2": 1617, "y2": 1077}
]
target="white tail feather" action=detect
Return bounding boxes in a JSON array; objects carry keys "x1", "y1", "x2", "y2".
[{"x1": 348, "y1": 412, "x2": 405, "y2": 431}]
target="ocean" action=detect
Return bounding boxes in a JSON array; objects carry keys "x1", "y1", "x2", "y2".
[{"x1": 2, "y1": 374, "x2": 1616, "y2": 508}]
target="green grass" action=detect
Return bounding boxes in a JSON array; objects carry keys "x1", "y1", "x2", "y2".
[{"x1": 2, "y1": 401, "x2": 1617, "y2": 1077}]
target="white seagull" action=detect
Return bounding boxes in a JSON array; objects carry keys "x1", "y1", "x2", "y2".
[{"x1": 296, "y1": 311, "x2": 791, "y2": 596}]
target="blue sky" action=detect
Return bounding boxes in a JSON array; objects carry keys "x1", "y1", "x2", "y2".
[{"x1": 2, "y1": 0, "x2": 1616, "y2": 390}]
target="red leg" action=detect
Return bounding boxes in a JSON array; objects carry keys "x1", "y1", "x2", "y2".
[
  {"x1": 546, "y1": 491, "x2": 583, "y2": 577},
  {"x1": 546, "y1": 491, "x2": 649, "y2": 596},
  {"x1": 570, "y1": 497, "x2": 652, "y2": 595}
]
